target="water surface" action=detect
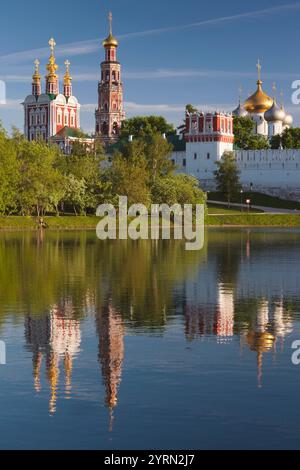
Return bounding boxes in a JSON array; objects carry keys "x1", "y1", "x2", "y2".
[{"x1": 0, "y1": 228, "x2": 299, "y2": 450}]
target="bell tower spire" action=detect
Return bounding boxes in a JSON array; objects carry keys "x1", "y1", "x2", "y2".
[
  {"x1": 95, "y1": 12, "x2": 125, "y2": 145},
  {"x1": 32, "y1": 59, "x2": 41, "y2": 97},
  {"x1": 46, "y1": 38, "x2": 59, "y2": 96},
  {"x1": 63, "y1": 60, "x2": 73, "y2": 99}
]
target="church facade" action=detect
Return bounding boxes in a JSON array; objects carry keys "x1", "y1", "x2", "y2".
[{"x1": 23, "y1": 39, "x2": 81, "y2": 147}]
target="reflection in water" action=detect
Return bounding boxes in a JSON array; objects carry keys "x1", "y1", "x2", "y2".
[
  {"x1": 96, "y1": 302, "x2": 124, "y2": 431},
  {"x1": 25, "y1": 300, "x2": 81, "y2": 414},
  {"x1": 5, "y1": 229, "x2": 298, "y2": 422}
]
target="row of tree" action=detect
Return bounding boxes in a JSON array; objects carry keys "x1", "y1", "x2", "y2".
[{"x1": 0, "y1": 120, "x2": 205, "y2": 216}]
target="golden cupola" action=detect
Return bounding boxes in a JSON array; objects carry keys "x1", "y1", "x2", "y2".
[
  {"x1": 244, "y1": 60, "x2": 273, "y2": 114},
  {"x1": 63, "y1": 60, "x2": 73, "y2": 98},
  {"x1": 46, "y1": 38, "x2": 59, "y2": 96},
  {"x1": 32, "y1": 59, "x2": 42, "y2": 96},
  {"x1": 46, "y1": 38, "x2": 59, "y2": 79},
  {"x1": 32, "y1": 59, "x2": 41, "y2": 83},
  {"x1": 103, "y1": 12, "x2": 119, "y2": 48}
]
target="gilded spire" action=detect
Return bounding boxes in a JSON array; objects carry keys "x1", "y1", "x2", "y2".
[
  {"x1": 46, "y1": 37, "x2": 59, "y2": 78},
  {"x1": 280, "y1": 89, "x2": 284, "y2": 108},
  {"x1": 103, "y1": 12, "x2": 119, "y2": 48},
  {"x1": 256, "y1": 58, "x2": 262, "y2": 84},
  {"x1": 238, "y1": 85, "x2": 243, "y2": 104},
  {"x1": 109, "y1": 11, "x2": 113, "y2": 35},
  {"x1": 32, "y1": 59, "x2": 41, "y2": 82},
  {"x1": 272, "y1": 82, "x2": 277, "y2": 101},
  {"x1": 64, "y1": 59, "x2": 72, "y2": 86}
]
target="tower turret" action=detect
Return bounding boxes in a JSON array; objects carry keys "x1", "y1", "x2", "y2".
[
  {"x1": 32, "y1": 59, "x2": 42, "y2": 97},
  {"x1": 63, "y1": 60, "x2": 72, "y2": 99},
  {"x1": 95, "y1": 12, "x2": 125, "y2": 145},
  {"x1": 46, "y1": 38, "x2": 59, "y2": 96}
]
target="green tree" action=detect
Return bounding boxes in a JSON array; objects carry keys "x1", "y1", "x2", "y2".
[
  {"x1": 106, "y1": 153, "x2": 151, "y2": 207},
  {"x1": 120, "y1": 116, "x2": 175, "y2": 140},
  {"x1": 144, "y1": 134, "x2": 173, "y2": 182},
  {"x1": 0, "y1": 126, "x2": 20, "y2": 214},
  {"x1": 233, "y1": 115, "x2": 269, "y2": 150},
  {"x1": 270, "y1": 128, "x2": 300, "y2": 149},
  {"x1": 214, "y1": 151, "x2": 242, "y2": 206},
  {"x1": 185, "y1": 104, "x2": 198, "y2": 113},
  {"x1": 16, "y1": 140, "x2": 62, "y2": 216},
  {"x1": 152, "y1": 174, "x2": 206, "y2": 206},
  {"x1": 57, "y1": 141, "x2": 107, "y2": 214}
]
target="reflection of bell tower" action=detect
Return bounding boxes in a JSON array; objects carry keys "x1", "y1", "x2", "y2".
[
  {"x1": 95, "y1": 12, "x2": 125, "y2": 145},
  {"x1": 96, "y1": 301, "x2": 124, "y2": 431}
]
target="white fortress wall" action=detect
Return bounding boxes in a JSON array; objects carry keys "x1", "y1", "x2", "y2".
[{"x1": 235, "y1": 149, "x2": 300, "y2": 190}]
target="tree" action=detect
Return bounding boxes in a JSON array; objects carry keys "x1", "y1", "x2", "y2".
[
  {"x1": 0, "y1": 126, "x2": 20, "y2": 215},
  {"x1": 270, "y1": 128, "x2": 300, "y2": 149},
  {"x1": 178, "y1": 104, "x2": 198, "y2": 135},
  {"x1": 144, "y1": 134, "x2": 173, "y2": 182},
  {"x1": 214, "y1": 151, "x2": 242, "y2": 206},
  {"x1": 106, "y1": 154, "x2": 151, "y2": 207},
  {"x1": 56, "y1": 141, "x2": 107, "y2": 214},
  {"x1": 185, "y1": 104, "x2": 198, "y2": 114},
  {"x1": 152, "y1": 174, "x2": 206, "y2": 206},
  {"x1": 120, "y1": 116, "x2": 175, "y2": 140},
  {"x1": 233, "y1": 115, "x2": 269, "y2": 150},
  {"x1": 16, "y1": 140, "x2": 62, "y2": 216}
]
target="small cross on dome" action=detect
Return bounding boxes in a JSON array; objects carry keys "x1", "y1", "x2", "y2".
[
  {"x1": 256, "y1": 59, "x2": 262, "y2": 81},
  {"x1": 108, "y1": 12, "x2": 113, "y2": 35},
  {"x1": 49, "y1": 38, "x2": 56, "y2": 52}
]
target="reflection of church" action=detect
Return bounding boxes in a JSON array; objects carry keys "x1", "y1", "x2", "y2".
[
  {"x1": 25, "y1": 295, "x2": 125, "y2": 424},
  {"x1": 184, "y1": 240, "x2": 294, "y2": 388},
  {"x1": 96, "y1": 302, "x2": 125, "y2": 431},
  {"x1": 25, "y1": 301, "x2": 81, "y2": 414}
]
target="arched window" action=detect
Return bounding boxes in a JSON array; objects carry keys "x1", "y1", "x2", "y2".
[
  {"x1": 57, "y1": 109, "x2": 62, "y2": 125},
  {"x1": 112, "y1": 122, "x2": 119, "y2": 135}
]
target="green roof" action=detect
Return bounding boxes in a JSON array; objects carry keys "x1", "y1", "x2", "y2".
[{"x1": 55, "y1": 127, "x2": 90, "y2": 138}]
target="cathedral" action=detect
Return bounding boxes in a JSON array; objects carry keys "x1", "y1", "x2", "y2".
[
  {"x1": 233, "y1": 60, "x2": 293, "y2": 138},
  {"x1": 23, "y1": 39, "x2": 81, "y2": 147}
]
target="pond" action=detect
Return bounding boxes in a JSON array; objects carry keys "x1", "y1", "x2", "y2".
[{"x1": 0, "y1": 228, "x2": 299, "y2": 450}]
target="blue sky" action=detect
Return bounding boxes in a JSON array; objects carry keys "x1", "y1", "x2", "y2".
[{"x1": 1, "y1": 0, "x2": 300, "y2": 133}]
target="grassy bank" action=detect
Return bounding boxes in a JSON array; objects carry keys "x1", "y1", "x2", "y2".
[
  {"x1": 0, "y1": 216, "x2": 100, "y2": 231},
  {"x1": 1, "y1": 214, "x2": 300, "y2": 230},
  {"x1": 208, "y1": 191, "x2": 300, "y2": 210},
  {"x1": 207, "y1": 213, "x2": 300, "y2": 227},
  {"x1": 207, "y1": 204, "x2": 263, "y2": 215}
]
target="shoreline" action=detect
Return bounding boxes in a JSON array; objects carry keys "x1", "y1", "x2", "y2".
[{"x1": 0, "y1": 215, "x2": 300, "y2": 231}]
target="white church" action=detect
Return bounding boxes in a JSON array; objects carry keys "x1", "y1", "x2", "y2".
[{"x1": 171, "y1": 62, "x2": 300, "y2": 200}]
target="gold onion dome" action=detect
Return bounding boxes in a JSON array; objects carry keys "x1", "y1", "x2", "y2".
[
  {"x1": 103, "y1": 12, "x2": 119, "y2": 48},
  {"x1": 244, "y1": 60, "x2": 273, "y2": 114},
  {"x1": 244, "y1": 81, "x2": 273, "y2": 114}
]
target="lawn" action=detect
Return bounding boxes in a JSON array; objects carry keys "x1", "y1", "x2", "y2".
[
  {"x1": 207, "y1": 213, "x2": 300, "y2": 227},
  {"x1": 208, "y1": 191, "x2": 300, "y2": 210},
  {"x1": 1, "y1": 213, "x2": 300, "y2": 230},
  {"x1": 207, "y1": 204, "x2": 263, "y2": 215}
]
